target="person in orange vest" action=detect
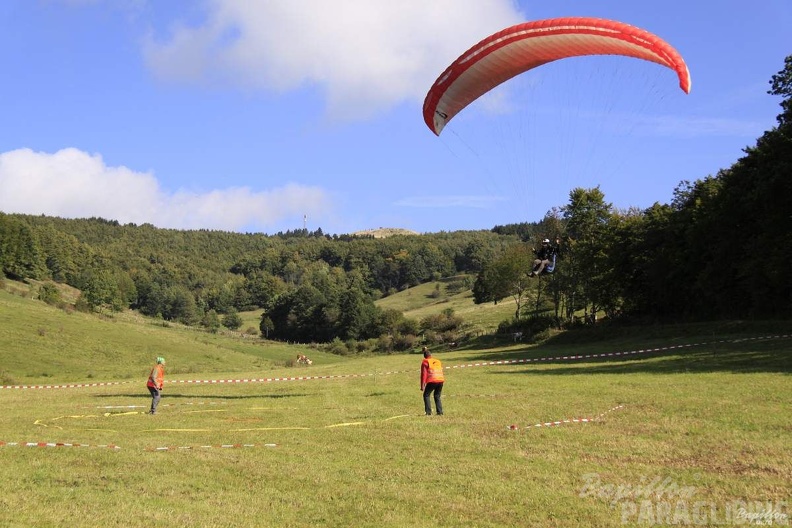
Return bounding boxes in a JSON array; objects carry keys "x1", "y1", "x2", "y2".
[
  {"x1": 420, "y1": 346, "x2": 444, "y2": 416},
  {"x1": 147, "y1": 356, "x2": 165, "y2": 415}
]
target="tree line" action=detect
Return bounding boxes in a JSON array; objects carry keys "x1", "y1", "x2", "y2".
[{"x1": 2, "y1": 55, "x2": 790, "y2": 343}]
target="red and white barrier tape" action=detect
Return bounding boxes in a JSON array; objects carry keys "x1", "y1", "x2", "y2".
[
  {"x1": 508, "y1": 404, "x2": 625, "y2": 431},
  {"x1": 168, "y1": 373, "x2": 382, "y2": 385},
  {"x1": 448, "y1": 393, "x2": 508, "y2": 398},
  {"x1": 1, "y1": 380, "x2": 134, "y2": 390},
  {"x1": 0, "y1": 440, "x2": 120, "y2": 449},
  {"x1": 0, "y1": 441, "x2": 279, "y2": 451},
  {"x1": 0, "y1": 372, "x2": 392, "y2": 390},
  {"x1": 3, "y1": 335, "x2": 788, "y2": 390}
]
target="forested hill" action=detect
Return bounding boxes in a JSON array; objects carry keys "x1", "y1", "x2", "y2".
[
  {"x1": 0, "y1": 212, "x2": 534, "y2": 326},
  {"x1": 1, "y1": 214, "x2": 538, "y2": 287},
  {"x1": 2, "y1": 56, "x2": 791, "y2": 342}
]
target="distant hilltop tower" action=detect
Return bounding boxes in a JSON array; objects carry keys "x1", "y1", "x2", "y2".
[{"x1": 303, "y1": 214, "x2": 307, "y2": 230}]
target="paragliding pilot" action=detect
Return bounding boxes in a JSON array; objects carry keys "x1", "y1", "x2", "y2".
[{"x1": 528, "y1": 238, "x2": 560, "y2": 277}]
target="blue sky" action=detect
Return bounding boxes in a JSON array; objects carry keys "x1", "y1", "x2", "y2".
[{"x1": 1, "y1": 1, "x2": 790, "y2": 235}]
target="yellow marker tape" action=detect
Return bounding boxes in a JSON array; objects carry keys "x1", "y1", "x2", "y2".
[
  {"x1": 383, "y1": 414, "x2": 410, "y2": 421},
  {"x1": 184, "y1": 409, "x2": 227, "y2": 414},
  {"x1": 324, "y1": 422, "x2": 365, "y2": 428},
  {"x1": 37, "y1": 411, "x2": 141, "y2": 427},
  {"x1": 51, "y1": 415, "x2": 100, "y2": 421},
  {"x1": 146, "y1": 429, "x2": 212, "y2": 432},
  {"x1": 33, "y1": 422, "x2": 64, "y2": 430},
  {"x1": 230, "y1": 427, "x2": 310, "y2": 431}
]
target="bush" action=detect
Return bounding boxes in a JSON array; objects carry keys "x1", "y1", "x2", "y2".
[
  {"x1": 376, "y1": 334, "x2": 393, "y2": 353},
  {"x1": 498, "y1": 314, "x2": 558, "y2": 339},
  {"x1": 74, "y1": 295, "x2": 91, "y2": 313},
  {"x1": 440, "y1": 330, "x2": 458, "y2": 344},
  {"x1": 362, "y1": 338, "x2": 380, "y2": 352},
  {"x1": 327, "y1": 337, "x2": 349, "y2": 355},
  {"x1": 391, "y1": 332, "x2": 419, "y2": 351},
  {"x1": 445, "y1": 278, "x2": 469, "y2": 295},
  {"x1": 396, "y1": 317, "x2": 420, "y2": 336},
  {"x1": 222, "y1": 309, "x2": 243, "y2": 330},
  {"x1": 1, "y1": 370, "x2": 17, "y2": 386},
  {"x1": 428, "y1": 283, "x2": 442, "y2": 299},
  {"x1": 201, "y1": 309, "x2": 221, "y2": 333},
  {"x1": 420, "y1": 308, "x2": 463, "y2": 333},
  {"x1": 423, "y1": 330, "x2": 441, "y2": 345},
  {"x1": 38, "y1": 282, "x2": 62, "y2": 306}
]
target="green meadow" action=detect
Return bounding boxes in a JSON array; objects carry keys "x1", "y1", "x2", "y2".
[
  {"x1": 376, "y1": 276, "x2": 520, "y2": 334},
  {"x1": 1, "y1": 286, "x2": 790, "y2": 527}
]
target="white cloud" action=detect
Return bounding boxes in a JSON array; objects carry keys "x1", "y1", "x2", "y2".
[
  {"x1": 142, "y1": 0, "x2": 524, "y2": 119},
  {"x1": 0, "y1": 148, "x2": 332, "y2": 231}
]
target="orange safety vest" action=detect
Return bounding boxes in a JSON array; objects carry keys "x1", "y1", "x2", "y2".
[
  {"x1": 147, "y1": 364, "x2": 165, "y2": 389},
  {"x1": 422, "y1": 357, "x2": 445, "y2": 384}
]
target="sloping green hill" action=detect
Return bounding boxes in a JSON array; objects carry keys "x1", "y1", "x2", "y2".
[
  {"x1": 375, "y1": 275, "x2": 518, "y2": 333},
  {"x1": 0, "y1": 284, "x2": 338, "y2": 386},
  {"x1": 1, "y1": 274, "x2": 519, "y2": 386}
]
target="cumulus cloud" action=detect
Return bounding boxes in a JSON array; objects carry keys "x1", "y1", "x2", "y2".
[
  {"x1": 142, "y1": 0, "x2": 524, "y2": 119},
  {"x1": 0, "y1": 148, "x2": 332, "y2": 231}
]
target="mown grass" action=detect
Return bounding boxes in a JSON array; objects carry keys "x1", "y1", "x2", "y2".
[{"x1": 1, "y1": 287, "x2": 791, "y2": 527}]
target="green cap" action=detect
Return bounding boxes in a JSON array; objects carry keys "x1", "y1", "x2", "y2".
[{"x1": 156, "y1": 357, "x2": 165, "y2": 364}]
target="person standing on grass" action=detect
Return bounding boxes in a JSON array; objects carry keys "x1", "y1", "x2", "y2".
[
  {"x1": 420, "y1": 347, "x2": 445, "y2": 416},
  {"x1": 147, "y1": 357, "x2": 165, "y2": 415}
]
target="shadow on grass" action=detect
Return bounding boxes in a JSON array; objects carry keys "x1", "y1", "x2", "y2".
[
  {"x1": 484, "y1": 343, "x2": 791, "y2": 375},
  {"x1": 445, "y1": 319, "x2": 792, "y2": 375}
]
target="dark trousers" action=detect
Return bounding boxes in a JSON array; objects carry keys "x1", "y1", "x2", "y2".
[
  {"x1": 423, "y1": 382, "x2": 444, "y2": 415},
  {"x1": 148, "y1": 386, "x2": 161, "y2": 414}
]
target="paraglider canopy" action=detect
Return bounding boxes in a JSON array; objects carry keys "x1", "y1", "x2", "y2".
[{"x1": 423, "y1": 17, "x2": 691, "y2": 136}]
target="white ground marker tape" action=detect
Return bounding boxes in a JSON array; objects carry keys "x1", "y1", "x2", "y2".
[
  {"x1": 93, "y1": 401, "x2": 228, "y2": 409},
  {"x1": 0, "y1": 440, "x2": 120, "y2": 449},
  {"x1": 1, "y1": 441, "x2": 280, "y2": 452},
  {"x1": 148, "y1": 443, "x2": 276, "y2": 451},
  {"x1": 508, "y1": 404, "x2": 625, "y2": 431}
]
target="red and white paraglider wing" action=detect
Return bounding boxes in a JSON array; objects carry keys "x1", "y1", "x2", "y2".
[{"x1": 423, "y1": 17, "x2": 691, "y2": 136}]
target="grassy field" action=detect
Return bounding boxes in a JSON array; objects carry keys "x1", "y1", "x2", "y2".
[
  {"x1": 375, "y1": 276, "x2": 520, "y2": 334},
  {"x1": 1, "y1": 286, "x2": 791, "y2": 527}
]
